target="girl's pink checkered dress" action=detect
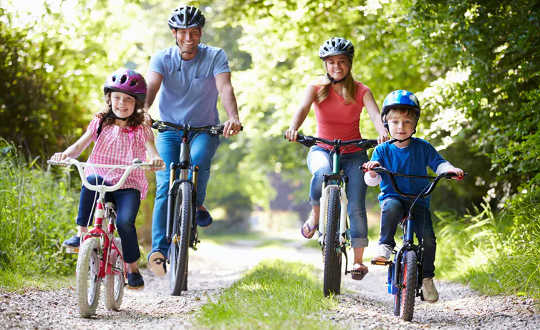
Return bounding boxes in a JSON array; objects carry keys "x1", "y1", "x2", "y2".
[{"x1": 83, "y1": 117, "x2": 153, "y2": 199}]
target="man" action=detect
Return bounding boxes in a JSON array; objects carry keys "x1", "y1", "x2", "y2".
[{"x1": 145, "y1": 5, "x2": 242, "y2": 276}]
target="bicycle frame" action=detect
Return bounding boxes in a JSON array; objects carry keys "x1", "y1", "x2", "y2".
[{"x1": 48, "y1": 159, "x2": 154, "y2": 277}]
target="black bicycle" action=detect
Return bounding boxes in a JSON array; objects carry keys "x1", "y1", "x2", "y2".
[
  {"x1": 152, "y1": 120, "x2": 228, "y2": 296},
  {"x1": 368, "y1": 166, "x2": 464, "y2": 321},
  {"x1": 292, "y1": 134, "x2": 377, "y2": 296}
]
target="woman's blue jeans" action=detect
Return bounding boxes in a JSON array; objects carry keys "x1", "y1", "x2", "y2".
[
  {"x1": 307, "y1": 146, "x2": 369, "y2": 248},
  {"x1": 379, "y1": 197, "x2": 436, "y2": 278},
  {"x1": 76, "y1": 174, "x2": 141, "y2": 264},
  {"x1": 151, "y1": 130, "x2": 219, "y2": 256}
]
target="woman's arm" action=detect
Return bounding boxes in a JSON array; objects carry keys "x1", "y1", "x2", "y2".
[
  {"x1": 285, "y1": 84, "x2": 318, "y2": 141},
  {"x1": 363, "y1": 90, "x2": 389, "y2": 143}
]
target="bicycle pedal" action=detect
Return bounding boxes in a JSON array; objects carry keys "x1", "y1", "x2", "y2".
[{"x1": 371, "y1": 259, "x2": 392, "y2": 266}]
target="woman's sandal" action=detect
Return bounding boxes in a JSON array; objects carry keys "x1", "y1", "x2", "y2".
[
  {"x1": 351, "y1": 263, "x2": 369, "y2": 280},
  {"x1": 300, "y1": 219, "x2": 318, "y2": 239}
]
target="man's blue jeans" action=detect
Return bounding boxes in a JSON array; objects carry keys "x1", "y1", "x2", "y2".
[
  {"x1": 76, "y1": 174, "x2": 141, "y2": 264},
  {"x1": 379, "y1": 197, "x2": 436, "y2": 278},
  {"x1": 151, "y1": 130, "x2": 219, "y2": 256},
  {"x1": 307, "y1": 146, "x2": 369, "y2": 248}
]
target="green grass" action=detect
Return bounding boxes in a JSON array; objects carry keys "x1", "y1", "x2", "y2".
[
  {"x1": 0, "y1": 140, "x2": 78, "y2": 290},
  {"x1": 197, "y1": 260, "x2": 338, "y2": 329},
  {"x1": 434, "y1": 192, "x2": 540, "y2": 303}
]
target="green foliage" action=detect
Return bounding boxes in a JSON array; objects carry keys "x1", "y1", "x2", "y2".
[
  {"x1": 0, "y1": 140, "x2": 78, "y2": 287},
  {"x1": 197, "y1": 259, "x2": 337, "y2": 329},
  {"x1": 410, "y1": 0, "x2": 540, "y2": 195},
  {"x1": 435, "y1": 187, "x2": 540, "y2": 300}
]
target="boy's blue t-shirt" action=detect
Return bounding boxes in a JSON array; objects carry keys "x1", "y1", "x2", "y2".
[
  {"x1": 149, "y1": 43, "x2": 230, "y2": 126},
  {"x1": 371, "y1": 138, "x2": 446, "y2": 207}
]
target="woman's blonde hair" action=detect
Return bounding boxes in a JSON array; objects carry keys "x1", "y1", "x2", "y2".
[{"x1": 315, "y1": 73, "x2": 357, "y2": 104}]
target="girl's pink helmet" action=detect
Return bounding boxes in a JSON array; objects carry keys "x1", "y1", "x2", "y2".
[{"x1": 103, "y1": 68, "x2": 146, "y2": 102}]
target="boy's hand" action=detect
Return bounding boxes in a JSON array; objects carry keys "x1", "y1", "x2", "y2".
[
  {"x1": 449, "y1": 167, "x2": 465, "y2": 180},
  {"x1": 362, "y1": 161, "x2": 381, "y2": 171}
]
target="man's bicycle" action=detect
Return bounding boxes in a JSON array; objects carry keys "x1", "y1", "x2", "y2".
[
  {"x1": 292, "y1": 134, "x2": 377, "y2": 296},
  {"x1": 368, "y1": 166, "x2": 464, "y2": 321},
  {"x1": 152, "y1": 120, "x2": 235, "y2": 296},
  {"x1": 48, "y1": 158, "x2": 155, "y2": 318}
]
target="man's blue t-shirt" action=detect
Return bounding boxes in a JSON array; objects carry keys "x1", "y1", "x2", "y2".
[
  {"x1": 149, "y1": 43, "x2": 230, "y2": 126},
  {"x1": 371, "y1": 138, "x2": 446, "y2": 207}
]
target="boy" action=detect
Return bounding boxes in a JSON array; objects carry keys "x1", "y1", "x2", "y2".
[{"x1": 363, "y1": 90, "x2": 464, "y2": 302}]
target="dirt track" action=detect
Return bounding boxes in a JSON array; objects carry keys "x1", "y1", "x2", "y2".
[{"x1": 1, "y1": 234, "x2": 538, "y2": 329}]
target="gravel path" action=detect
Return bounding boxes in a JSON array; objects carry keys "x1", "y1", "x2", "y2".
[{"x1": 1, "y1": 236, "x2": 538, "y2": 329}]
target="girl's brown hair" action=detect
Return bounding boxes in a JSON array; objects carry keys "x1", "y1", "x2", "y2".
[
  {"x1": 97, "y1": 91, "x2": 145, "y2": 131},
  {"x1": 315, "y1": 73, "x2": 357, "y2": 105}
]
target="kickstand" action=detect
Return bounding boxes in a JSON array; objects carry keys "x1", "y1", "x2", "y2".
[{"x1": 343, "y1": 247, "x2": 349, "y2": 275}]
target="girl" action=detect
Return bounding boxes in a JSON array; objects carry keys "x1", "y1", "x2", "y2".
[
  {"x1": 50, "y1": 68, "x2": 164, "y2": 289},
  {"x1": 285, "y1": 37, "x2": 388, "y2": 280}
]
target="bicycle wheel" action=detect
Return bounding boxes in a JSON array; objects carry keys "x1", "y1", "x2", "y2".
[
  {"x1": 104, "y1": 237, "x2": 124, "y2": 311},
  {"x1": 399, "y1": 250, "x2": 417, "y2": 321},
  {"x1": 323, "y1": 186, "x2": 342, "y2": 296},
  {"x1": 169, "y1": 181, "x2": 192, "y2": 296},
  {"x1": 76, "y1": 237, "x2": 102, "y2": 318}
]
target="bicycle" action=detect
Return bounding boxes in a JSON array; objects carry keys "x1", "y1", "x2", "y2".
[
  {"x1": 291, "y1": 134, "x2": 377, "y2": 296},
  {"x1": 152, "y1": 120, "x2": 238, "y2": 296},
  {"x1": 48, "y1": 158, "x2": 156, "y2": 318},
  {"x1": 367, "y1": 166, "x2": 464, "y2": 321}
]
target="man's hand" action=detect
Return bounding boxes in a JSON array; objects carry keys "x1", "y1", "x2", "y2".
[{"x1": 222, "y1": 118, "x2": 242, "y2": 138}]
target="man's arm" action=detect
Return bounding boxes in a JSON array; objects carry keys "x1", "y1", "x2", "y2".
[
  {"x1": 144, "y1": 71, "x2": 163, "y2": 113},
  {"x1": 215, "y1": 72, "x2": 241, "y2": 137}
]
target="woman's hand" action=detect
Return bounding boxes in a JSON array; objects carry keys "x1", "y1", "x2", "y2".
[
  {"x1": 377, "y1": 131, "x2": 390, "y2": 144},
  {"x1": 284, "y1": 127, "x2": 299, "y2": 142}
]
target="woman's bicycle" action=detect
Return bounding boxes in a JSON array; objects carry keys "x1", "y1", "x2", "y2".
[
  {"x1": 292, "y1": 134, "x2": 377, "y2": 296},
  {"x1": 48, "y1": 158, "x2": 155, "y2": 318},
  {"x1": 152, "y1": 120, "x2": 235, "y2": 296},
  {"x1": 368, "y1": 166, "x2": 464, "y2": 321}
]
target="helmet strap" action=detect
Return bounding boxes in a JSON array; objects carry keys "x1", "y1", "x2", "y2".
[
  {"x1": 326, "y1": 72, "x2": 349, "y2": 84},
  {"x1": 107, "y1": 108, "x2": 129, "y2": 121}
]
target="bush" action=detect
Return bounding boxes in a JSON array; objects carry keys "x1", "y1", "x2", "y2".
[
  {"x1": 0, "y1": 140, "x2": 78, "y2": 287},
  {"x1": 435, "y1": 186, "x2": 540, "y2": 300}
]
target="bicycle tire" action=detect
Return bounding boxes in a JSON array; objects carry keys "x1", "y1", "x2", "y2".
[
  {"x1": 104, "y1": 237, "x2": 124, "y2": 311},
  {"x1": 76, "y1": 237, "x2": 101, "y2": 318},
  {"x1": 400, "y1": 251, "x2": 417, "y2": 321},
  {"x1": 169, "y1": 181, "x2": 192, "y2": 296},
  {"x1": 323, "y1": 186, "x2": 342, "y2": 296}
]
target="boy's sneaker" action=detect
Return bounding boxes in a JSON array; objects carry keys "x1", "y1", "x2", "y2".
[
  {"x1": 195, "y1": 209, "x2": 213, "y2": 227},
  {"x1": 127, "y1": 272, "x2": 144, "y2": 290},
  {"x1": 371, "y1": 244, "x2": 392, "y2": 263},
  {"x1": 148, "y1": 251, "x2": 167, "y2": 277},
  {"x1": 422, "y1": 277, "x2": 439, "y2": 303}
]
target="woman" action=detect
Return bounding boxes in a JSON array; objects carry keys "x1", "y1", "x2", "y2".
[{"x1": 285, "y1": 37, "x2": 388, "y2": 280}]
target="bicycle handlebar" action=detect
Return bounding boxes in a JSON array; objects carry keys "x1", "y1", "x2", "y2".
[
  {"x1": 152, "y1": 120, "x2": 243, "y2": 135},
  {"x1": 292, "y1": 134, "x2": 378, "y2": 150},
  {"x1": 47, "y1": 158, "x2": 158, "y2": 193},
  {"x1": 369, "y1": 166, "x2": 465, "y2": 199}
]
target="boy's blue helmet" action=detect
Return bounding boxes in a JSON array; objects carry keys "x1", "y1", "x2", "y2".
[{"x1": 381, "y1": 90, "x2": 420, "y2": 122}]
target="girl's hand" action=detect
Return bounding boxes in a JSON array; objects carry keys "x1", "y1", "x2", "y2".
[
  {"x1": 150, "y1": 157, "x2": 165, "y2": 171},
  {"x1": 284, "y1": 127, "x2": 298, "y2": 142},
  {"x1": 50, "y1": 152, "x2": 69, "y2": 162}
]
